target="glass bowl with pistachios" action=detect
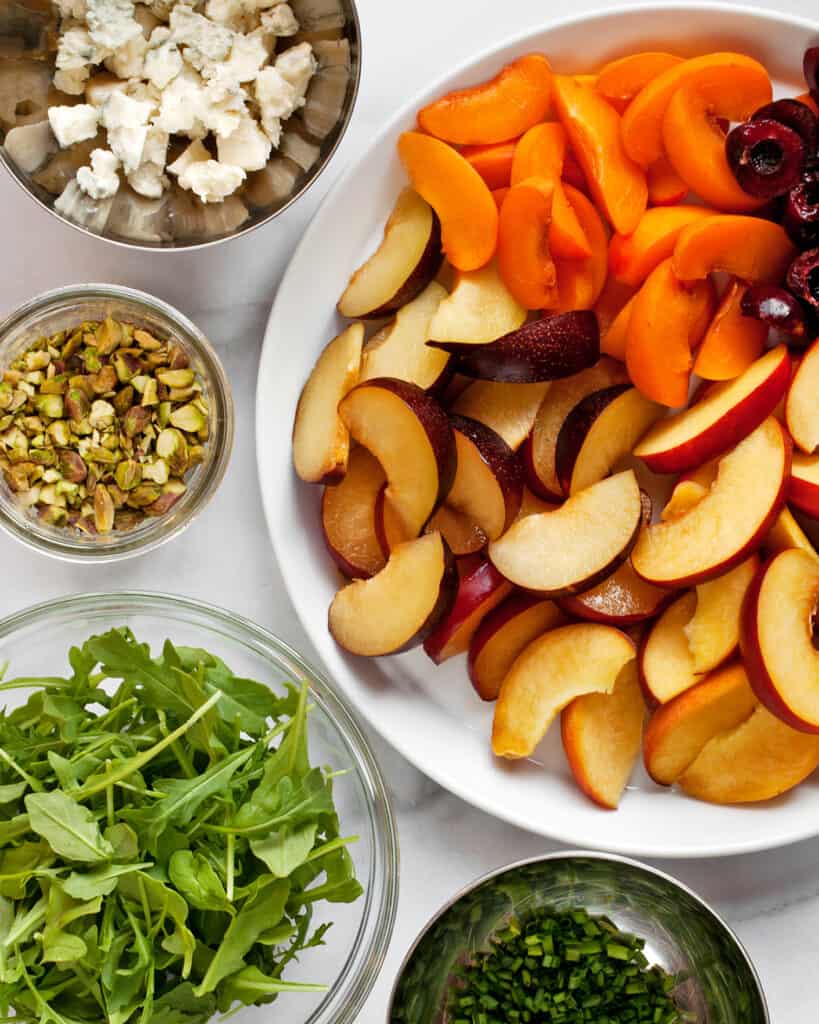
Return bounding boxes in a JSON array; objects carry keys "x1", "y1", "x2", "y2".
[{"x1": 0, "y1": 283, "x2": 232, "y2": 561}]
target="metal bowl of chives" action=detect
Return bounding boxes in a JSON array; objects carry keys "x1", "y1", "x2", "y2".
[{"x1": 388, "y1": 851, "x2": 769, "y2": 1024}]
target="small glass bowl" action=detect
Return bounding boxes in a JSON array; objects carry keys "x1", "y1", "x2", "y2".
[
  {"x1": 0, "y1": 283, "x2": 233, "y2": 562},
  {"x1": 0, "y1": 591, "x2": 399, "y2": 1024}
]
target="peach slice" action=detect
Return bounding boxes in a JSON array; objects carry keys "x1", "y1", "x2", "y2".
[
  {"x1": 469, "y1": 593, "x2": 565, "y2": 701},
  {"x1": 625, "y1": 258, "x2": 716, "y2": 407},
  {"x1": 497, "y1": 177, "x2": 559, "y2": 309},
  {"x1": 516, "y1": 487, "x2": 559, "y2": 519},
  {"x1": 552, "y1": 184, "x2": 610, "y2": 312},
  {"x1": 524, "y1": 356, "x2": 629, "y2": 500},
  {"x1": 447, "y1": 415, "x2": 523, "y2": 541},
  {"x1": 360, "y1": 281, "x2": 450, "y2": 391},
  {"x1": 492, "y1": 623, "x2": 635, "y2": 758},
  {"x1": 685, "y1": 556, "x2": 759, "y2": 675},
  {"x1": 638, "y1": 591, "x2": 698, "y2": 707},
  {"x1": 551, "y1": 75, "x2": 647, "y2": 235},
  {"x1": 292, "y1": 322, "x2": 364, "y2": 484},
  {"x1": 321, "y1": 447, "x2": 387, "y2": 579},
  {"x1": 679, "y1": 703, "x2": 819, "y2": 804},
  {"x1": 596, "y1": 51, "x2": 684, "y2": 109},
  {"x1": 741, "y1": 548, "x2": 819, "y2": 731},
  {"x1": 339, "y1": 378, "x2": 456, "y2": 537},
  {"x1": 452, "y1": 380, "x2": 550, "y2": 451},
  {"x1": 600, "y1": 294, "x2": 635, "y2": 361},
  {"x1": 661, "y1": 479, "x2": 709, "y2": 522},
  {"x1": 765, "y1": 506, "x2": 818, "y2": 560},
  {"x1": 398, "y1": 131, "x2": 498, "y2": 272},
  {"x1": 559, "y1": 557, "x2": 672, "y2": 626},
  {"x1": 424, "y1": 505, "x2": 487, "y2": 557},
  {"x1": 555, "y1": 385, "x2": 663, "y2": 494},
  {"x1": 329, "y1": 532, "x2": 458, "y2": 655},
  {"x1": 423, "y1": 557, "x2": 512, "y2": 663},
  {"x1": 594, "y1": 277, "x2": 636, "y2": 336},
  {"x1": 788, "y1": 452, "x2": 819, "y2": 519},
  {"x1": 643, "y1": 661, "x2": 757, "y2": 785},
  {"x1": 646, "y1": 155, "x2": 689, "y2": 206},
  {"x1": 462, "y1": 140, "x2": 517, "y2": 189},
  {"x1": 338, "y1": 188, "x2": 442, "y2": 319},
  {"x1": 693, "y1": 278, "x2": 768, "y2": 382},
  {"x1": 631, "y1": 417, "x2": 790, "y2": 587},
  {"x1": 634, "y1": 345, "x2": 792, "y2": 473},
  {"x1": 429, "y1": 261, "x2": 526, "y2": 346},
  {"x1": 417, "y1": 54, "x2": 553, "y2": 145},
  {"x1": 489, "y1": 470, "x2": 643, "y2": 595},
  {"x1": 672, "y1": 215, "x2": 797, "y2": 285},
  {"x1": 786, "y1": 338, "x2": 819, "y2": 455},
  {"x1": 608, "y1": 205, "x2": 713, "y2": 288},
  {"x1": 561, "y1": 660, "x2": 645, "y2": 809},
  {"x1": 620, "y1": 52, "x2": 771, "y2": 168}
]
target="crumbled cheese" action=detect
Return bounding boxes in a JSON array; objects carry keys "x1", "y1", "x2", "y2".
[
  {"x1": 253, "y1": 66, "x2": 293, "y2": 143},
  {"x1": 48, "y1": 103, "x2": 99, "y2": 147},
  {"x1": 86, "y1": 0, "x2": 142, "y2": 50},
  {"x1": 102, "y1": 91, "x2": 153, "y2": 171},
  {"x1": 169, "y1": 3, "x2": 234, "y2": 71},
  {"x1": 260, "y1": 2, "x2": 297, "y2": 35},
  {"x1": 53, "y1": 66, "x2": 90, "y2": 95},
  {"x1": 275, "y1": 42, "x2": 317, "y2": 101},
  {"x1": 217, "y1": 30, "x2": 268, "y2": 82},
  {"x1": 216, "y1": 113, "x2": 270, "y2": 170},
  {"x1": 54, "y1": 0, "x2": 88, "y2": 19},
  {"x1": 133, "y1": 3, "x2": 161, "y2": 37},
  {"x1": 177, "y1": 159, "x2": 245, "y2": 202},
  {"x1": 204, "y1": 0, "x2": 244, "y2": 28},
  {"x1": 143, "y1": 27, "x2": 183, "y2": 89},
  {"x1": 154, "y1": 66, "x2": 207, "y2": 136},
  {"x1": 199, "y1": 76, "x2": 246, "y2": 137},
  {"x1": 127, "y1": 124, "x2": 169, "y2": 196},
  {"x1": 56, "y1": 26, "x2": 108, "y2": 69},
  {"x1": 166, "y1": 137, "x2": 210, "y2": 177},
  {"x1": 76, "y1": 147, "x2": 120, "y2": 198},
  {"x1": 85, "y1": 72, "x2": 129, "y2": 106},
  {"x1": 106, "y1": 31, "x2": 148, "y2": 78}
]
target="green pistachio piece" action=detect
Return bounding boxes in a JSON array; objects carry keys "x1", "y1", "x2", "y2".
[
  {"x1": 93, "y1": 484, "x2": 115, "y2": 533},
  {"x1": 35, "y1": 394, "x2": 64, "y2": 419},
  {"x1": 123, "y1": 405, "x2": 151, "y2": 437},
  {"x1": 169, "y1": 403, "x2": 206, "y2": 433}
]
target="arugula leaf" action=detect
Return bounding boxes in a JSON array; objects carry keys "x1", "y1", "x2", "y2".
[
  {"x1": 231, "y1": 768, "x2": 334, "y2": 836},
  {"x1": 0, "y1": 781, "x2": 27, "y2": 804},
  {"x1": 25, "y1": 793, "x2": 114, "y2": 864},
  {"x1": 250, "y1": 822, "x2": 317, "y2": 878},
  {"x1": 168, "y1": 852, "x2": 232, "y2": 914},
  {"x1": 217, "y1": 964, "x2": 326, "y2": 1009},
  {"x1": 61, "y1": 863, "x2": 154, "y2": 900}
]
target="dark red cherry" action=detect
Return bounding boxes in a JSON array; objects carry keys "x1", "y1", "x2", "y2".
[
  {"x1": 787, "y1": 248, "x2": 819, "y2": 312},
  {"x1": 804, "y1": 47, "x2": 819, "y2": 101},
  {"x1": 740, "y1": 285, "x2": 809, "y2": 341},
  {"x1": 752, "y1": 98, "x2": 818, "y2": 151},
  {"x1": 725, "y1": 119, "x2": 806, "y2": 198},
  {"x1": 784, "y1": 173, "x2": 819, "y2": 249}
]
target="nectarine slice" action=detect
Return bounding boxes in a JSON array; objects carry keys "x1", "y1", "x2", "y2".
[
  {"x1": 646, "y1": 155, "x2": 689, "y2": 206},
  {"x1": 418, "y1": 54, "x2": 553, "y2": 145},
  {"x1": 559, "y1": 554, "x2": 671, "y2": 627},
  {"x1": 552, "y1": 184, "x2": 609, "y2": 312},
  {"x1": 600, "y1": 293, "x2": 635, "y2": 361},
  {"x1": 789, "y1": 452, "x2": 819, "y2": 519},
  {"x1": 608, "y1": 205, "x2": 713, "y2": 288},
  {"x1": 638, "y1": 591, "x2": 698, "y2": 707},
  {"x1": 429, "y1": 261, "x2": 526, "y2": 346},
  {"x1": 497, "y1": 177, "x2": 559, "y2": 309},
  {"x1": 423, "y1": 557, "x2": 512, "y2": 664},
  {"x1": 489, "y1": 470, "x2": 643, "y2": 595},
  {"x1": 469, "y1": 593, "x2": 564, "y2": 701},
  {"x1": 594, "y1": 277, "x2": 635, "y2": 336},
  {"x1": 693, "y1": 278, "x2": 767, "y2": 382},
  {"x1": 741, "y1": 548, "x2": 819, "y2": 732},
  {"x1": 321, "y1": 447, "x2": 387, "y2": 579},
  {"x1": 462, "y1": 140, "x2": 517, "y2": 189},
  {"x1": 360, "y1": 281, "x2": 450, "y2": 391},
  {"x1": 632, "y1": 417, "x2": 790, "y2": 587},
  {"x1": 625, "y1": 258, "x2": 716, "y2": 407},
  {"x1": 329, "y1": 532, "x2": 458, "y2": 655},
  {"x1": 448, "y1": 415, "x2": 523, "y2": 541},
  {"x1": 765, "y1": 506, "x2": 818, "y2": 561},
  {"x1": 492, "y1": 623, "x2": 635, "y2": 758},
  {"x1": 661, "y1": 479, "x2": 709, "y2": 521},
  {"x1": 620, "y1": 52, "x2": 771, "y2": 167},
  {"x1": 596, "y1": 51, "x2": 684, "y2": 108},
  {"x1": 672, "y1": 215, "x2": 797, "y2": 285},
  {"x1": 685, "y1": 556, "x2": 759, "y2": 675},
  {"x1": 339, "y1": 378, "x2": 456, "y2": 537},
  {"x1": 551, "y1": 75, "x2": 647, "y2": 235},
  {"x1": 398, "y1": 132, "x2": 498, "y2": 272},
  {"x1": 292, "y1": 322, "x2": 364, "y2": 484},
  {"x1": 786, "y1": 338, "x2": 819, "y2": 455},
  {"x1": 452, "y1": 381, "x2": 550, "y2": 451},
  {"x1": 338, "y1": 188, "x2": 442, "y2": 319},
  {"x1": 643, "y1": 661, "x2": 756, "y2": 785},
  {"x1": 634, "y1": 345, "x2": 793, "y2": 473},
  {"x1": 425, "y1": 505, "x2": 487, "y2": 557},
  {"x1": 561, "y1": 660, "x2": 645, "y2": 809}
]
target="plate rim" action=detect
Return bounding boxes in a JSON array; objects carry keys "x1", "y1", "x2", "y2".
[{"x1": 257, "y1": 0, "x2": 819, "y2": 859}]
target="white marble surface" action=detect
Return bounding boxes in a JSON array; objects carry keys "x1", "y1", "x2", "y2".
[{"x1": 2, "y1": 0, "x2": 819, "y2": 1019}]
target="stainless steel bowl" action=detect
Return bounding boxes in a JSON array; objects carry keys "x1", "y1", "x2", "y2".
[
  {"x1": 0, "y1": 0, "x2": 360, "y2": 250},
  {"x1": 389, "y1": 852, "x2": 768, "y2": 1024}
]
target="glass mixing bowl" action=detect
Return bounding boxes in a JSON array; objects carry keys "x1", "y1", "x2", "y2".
[{"x1": 0, "y1": 591, "x2": 398, "y2": 1024}]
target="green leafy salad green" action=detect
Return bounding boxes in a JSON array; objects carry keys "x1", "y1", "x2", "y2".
[{"x1": 0, "y1": 628, "x2": 363, "y2": 1024}]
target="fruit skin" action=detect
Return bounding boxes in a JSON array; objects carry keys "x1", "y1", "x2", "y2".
[
  {"x1": 740, "y1": 285, "x2": 810, "y2": 341},
  {"x1": 422, "y1": 557, "x2": 512, "y2": 664},
  {"x1": 672, "y1": 214, "x2": 797, "y2": 285},
  {"x1": 784, "y1": 172, "x2": 819, "y2": 249},
  {"x1": 448, "y1": 414, "x2": 523, "y2": 540},
  {"x1": 321, "y1": 447, "x2": 386, "y2": 579},
  {"x1": 804, "y1": 47, "x2": 819, "y2": 104},
  {"x1": 789, "y1": 452, "x2": 819, "y2": 518},
  {"x1": 693, "y1": 278, "x2": 767, "y2": 381},
  {"x1": 497, "y1": 177, "x2": 559, "y2": 309},
  {"x1": 558, "y1": 557, "x2": 672, "y2": 626},
  {"x1": 430, "y1": 312, "x2": 599, "y2": 384},
  {"x1": 725, "y1": 119, "x2": 805, "y2": 199},
  {"x1": 752, "y1": 98, "x2": 818, "y2": 150},
  {"x1": 786, "y1": 247, "x2": 819, "y2": 312}
]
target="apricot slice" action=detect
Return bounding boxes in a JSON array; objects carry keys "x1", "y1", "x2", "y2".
[
  {"x1": 626, "y1": 258, "x2": 716, "y2": 407},
  {"x1": 418, "y1": 54, "x2": 553, "y2": 145},
  {"x1": 552, "y1": 75, "x2": 647, "y2": 235},
  {"x1": 693, "y1": 279, "x2": 768, "y2": 381},
  {"x1": 621, "y1": 52, "x2": 771, "y2": 167},
  {"x1": 562, "y1": 152, "x2": 588, "y2": 191},
  {"x1": 398, "y1": 131, "x2": 498, "y2": 271},
  {"x1": 594, "y1": 277, "x2": 635, "y2": 335},
  {"x1": 491, "y1": 187, "x2": 508, "y2": 210},
  {"x1": 552, "y1": 184, "x2": 609, "y2": 311},
  {"x1": 672, "y1": 215, "x2": 797, "y2": 285},
  {"x1": 608, "y1": 205, "x2": 713, "y2": 287},
  {"x1": 597, "y1": 52, "x2": 683, "y2": 108},
  {"x1": 662, "y1": 67, "x2": 773, "y2": 212},
  {"x1": 601, "y1": 293, "x2": 636, "y2": 361},
  {"x1": 462, "y1": 140, "x2": 516, "y2": 189},
  {"x1": 497, "y1": 177, "x2": 558, "y2": 309},
  {"x1": 646, "y1": 155, "x2": 689, "y2": 205}
]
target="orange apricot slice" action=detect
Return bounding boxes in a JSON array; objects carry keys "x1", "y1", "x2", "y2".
[
  {"x1": 398, "y1": 131, "x2": 498, "y2": 271},
  {"x1": 662, "y1": 67, "x2": 773, "y2": 212},
  {"x1": 672, "y1": 215, "x2": 797, "y2": 285},
  {"x1": 552, "y1": 183, "x2": 609, "y2": 311},
  {"x1": 601, "y1": 293, "x2": 636, "y2": 361},
  {"x1": 562, "y1": 152, "x2": 588, "y2": 192},
  {"x1": 594, "y1": 276, "x2": 636, "y2": 335},
  {"x1": 497, "y1": 177, "x2": 558, "y2": 309},
  {"x1": 491, "y1": 187, "x2": 509, "y2": 210},
  {"x1": 626, "y1": 258, "x2": 717, "y2": 406},
  {"x1": 418, "y1": 54, "x2": 553, "y2": 145},
  {"x1": 693, "y1": 278, "x2": 768, "y2": 381},
  {"x1": 621, "y1": 53, "x2": 771, "y2": 167},
  {"x1": 552, "y1": 75, "x2": 647, "y2": 236},
  {"x1": 647, "y1": 155, "x2": 689, "y2": 205},
  {"x1": 596, "y1": 51, "x2": 684, "y2": 108},
  {"x1": 608, "y1": 205, "x2": 714, "y2": 287},
  {"x1": 462, "y1": 140, "x2": 517, "y2": 189}
]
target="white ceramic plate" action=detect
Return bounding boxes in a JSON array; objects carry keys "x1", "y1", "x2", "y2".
[{"x1": 258, "y1": 3, "x2": 819, "y2": 858}]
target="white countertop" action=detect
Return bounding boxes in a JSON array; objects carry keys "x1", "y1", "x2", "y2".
[{"x1": 2, "y1": 0, "x2": 818, "y2": 1019}]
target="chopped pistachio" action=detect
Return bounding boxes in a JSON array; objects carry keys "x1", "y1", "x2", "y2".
[
  {"x1": 142, "y1": 458, "x2": 169, "y2": 485},
  {"x1": 123, "y1": 405, "x2": 151, "y2": 437},
  {"x1": 157, "y1": 369, "x2": 195, "y2": 388},
  {"x1": 35, "y1": 394, "x2": 64, "y2": 419},
  {"x1": 113, "y1": 385, "x2": 135, "y2": 415},
  {"x1": 127, "y1": 483, "x2": 161, "y2": 508},
  {"x1": 89, "y1": 400, "x2": 116, "y2": 430},
  {"x1": 114, "y1": 352, "x2": 141, "y2": 383},
  {"x1": 58, "y1": 449, "x2": 87, "y2": 483},
  {"x1": 82, "y1": 347, "x2": 102, "y2": 373},
  {"x1": 90, "y1": 365, "x2": 118, "y2": 394},
  {"x1": 115, "y1": 459, "x2": 142, "y2": 491},
  {"x1": 39, "y1": 505, "x2": 68, "y2": 527},
  {"x1": 167, "y1": 346, "x2": 190, "y2": 371},
  {"x1": 141, "y1": 378, "x2": 159, "y2": 407},
  {"x1": 93, "y1": 484, "x2": 115, "y2": 533},
  {"x1": 134, "y1": 329, "x2": 162, "y2": 351},
  {"x1": 170, "y1": 403, "x2": 206, "y2": 433},
  {"x1": 95, "y1": 317, "x2": 123, "y2": 355},
  {"x1": 65, "y1": 388, "x2": 90, "y2": 423}
]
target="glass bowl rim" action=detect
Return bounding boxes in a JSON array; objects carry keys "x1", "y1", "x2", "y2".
[
  {"x1": 388, "y1": 849, "x2": 769, "y2": 1023},
  {"x1": 0, "y1": 588, "x2": 400, "y2": 1024},
  {"x1": 0, "y1": 283, "x2": 234, "y2": 563}
]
